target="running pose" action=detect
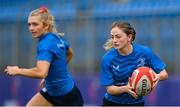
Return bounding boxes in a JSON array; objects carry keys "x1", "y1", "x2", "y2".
[
  {"x1": 4, "y1": 7, "x2": 83, "y2": 106},
  {"x1": 100, "y1": 21, "x2": 168, "y2": 106}
]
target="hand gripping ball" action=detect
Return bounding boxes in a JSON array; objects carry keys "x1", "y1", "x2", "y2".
[{"x1": 130, "y1": 66, "x2": 155, "y2": 96}]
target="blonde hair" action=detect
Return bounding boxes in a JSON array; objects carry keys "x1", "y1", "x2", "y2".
[
  {"x1": 103, "y1": 22, "x2": 136, "y2": 50},
  {"x1": 29, "y1": 6, "x2": 63, "y2": 36},
  {"x1": 103, "y1": 38, "x2": 113, "y2": 50}
]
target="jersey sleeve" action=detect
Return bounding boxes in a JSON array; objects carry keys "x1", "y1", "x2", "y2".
[
  {"x1": 37, "y1": 39, "x2": 54, "y2": 63},
  {"x1": 63, "y1": 38, "x2": 70, "y2": 51},
  {"x1": 100, "y1": 56, "x2": 114, "y2": 86},
  {"x1": 147, "y1": 48, "x2": 166, "y2": 73}
]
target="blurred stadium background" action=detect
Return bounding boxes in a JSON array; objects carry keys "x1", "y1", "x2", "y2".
[{"x1": 0, "y1": 0, "x2": 180, "y2": 106}]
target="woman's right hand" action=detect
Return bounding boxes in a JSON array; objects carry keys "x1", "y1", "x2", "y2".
[
  {"x1": 39, "y1": 79, "x2": 45, "y2": 89},
  {"x1": 126, "y1": 78, "x2": 138, "y2": 99}
]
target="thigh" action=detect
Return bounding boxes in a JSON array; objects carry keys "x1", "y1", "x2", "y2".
[{"x1": 26, "y1": 92, "x2": 53, "y2": 106}]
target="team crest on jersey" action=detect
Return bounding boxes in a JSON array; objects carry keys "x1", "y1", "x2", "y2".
[
  {"x1": 57, "y1": 40, "x2": 64, "y2": 48},
  {"x1": 137, "y1": 57, "x2": 145, "y2": 67}
]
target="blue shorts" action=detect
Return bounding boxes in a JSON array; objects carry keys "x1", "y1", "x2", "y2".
[{"x1": 40, "y1": 85, "x2": 84, "y2": 106}]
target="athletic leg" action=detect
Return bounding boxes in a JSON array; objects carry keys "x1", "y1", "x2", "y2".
[{"x1": 26, "y1": 92, "x2": 53, "y2": 106}]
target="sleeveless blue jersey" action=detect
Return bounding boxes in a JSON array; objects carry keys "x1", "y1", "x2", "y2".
[
  {"x1": 37, "y1": 32, "x2": 74, "y2": 96},
  {"x1": 100, "y1": 43, "x2": 166, "y2": 104}
]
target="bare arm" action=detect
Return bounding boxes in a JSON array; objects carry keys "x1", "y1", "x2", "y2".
[
  {"x1": 156, "y1": 69, "x2": 168, "y2": 81},
  {"x1": 106, "y1": 85, "x2": 128, "y2": 95},
  {"x1": 106, "y1": 79, "x2": 138, "y2": 98},
  {"x1": 5, "y1": 61, "x2": 50, "y2": 79},
  {"x1": 66, "y1": 47, "x2": 73, "y2": 63},
  {"x1": 153, "y1": 69, "x2": 168, "y2": 89}
]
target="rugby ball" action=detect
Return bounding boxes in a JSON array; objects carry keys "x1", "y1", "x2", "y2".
[{"x1": 130, "y1": 66, "x2": 155, "y2": 96}]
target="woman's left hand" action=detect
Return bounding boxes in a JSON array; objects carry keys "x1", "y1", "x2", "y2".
[
  {"x1": 152, "y1": 72, "x2": 160, "y2": 90},
  {"x1": 4, "y1": 66, "x2": 21, "y2": 76}
]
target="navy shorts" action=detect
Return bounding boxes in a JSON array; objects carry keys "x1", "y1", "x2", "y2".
[
  {"x1": 102, "y1": 97, "x2": 144, "y2": 106},
  {"x1": 40, "y1": 85, "x2": 84, "y2": 106}
]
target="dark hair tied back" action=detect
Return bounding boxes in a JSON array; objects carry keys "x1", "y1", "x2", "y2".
[{"x1": 111, "y1": 22, "x2": 136, "y2": 41}]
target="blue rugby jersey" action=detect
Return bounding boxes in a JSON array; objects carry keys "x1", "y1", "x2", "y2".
[
  {"x1": 100, "y1": 43, "x2": 166, "y2": 104},
  {"x1": 37, "y1": 32, "x2": 74, "y2": 96}
]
